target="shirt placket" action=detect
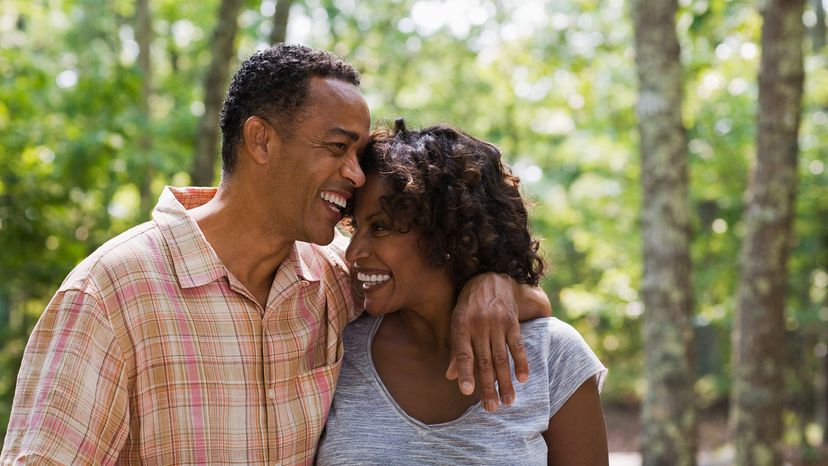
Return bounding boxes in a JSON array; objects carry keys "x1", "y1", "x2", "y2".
[{"x1": 262, "y1": 280, "x2": 301, "y2": 464}]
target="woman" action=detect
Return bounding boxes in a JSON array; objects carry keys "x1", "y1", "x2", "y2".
[{"x1": 316, "y1": 119, "x2": 608, "y2": 465}]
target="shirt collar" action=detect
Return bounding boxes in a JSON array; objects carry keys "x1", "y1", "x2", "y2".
[
  {"x1": 290, "y1": 242, "x2": 322, "y2": 283},
  {"x1": 152, "y1": 186, "x2": 322, "y2": 289},
  {"x1": 152, "y1": 186, "x2": 228, "y2": 288}
]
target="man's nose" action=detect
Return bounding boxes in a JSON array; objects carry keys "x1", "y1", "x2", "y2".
[{"x1": 342, "y1": 152, "x2": 366, "y2": 188}]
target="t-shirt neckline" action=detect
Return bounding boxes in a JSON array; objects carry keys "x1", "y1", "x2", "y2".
[{"x1": 365, "y1": 315, "x2": 484, "y2": 430}]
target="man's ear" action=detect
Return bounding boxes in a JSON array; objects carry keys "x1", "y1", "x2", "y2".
[{"x1": 241, "y1": 116, "x2": 281, "y2": 165}]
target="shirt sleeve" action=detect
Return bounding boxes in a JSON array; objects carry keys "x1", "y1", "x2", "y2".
[
  {"x1": 546, "y1": 320, "x2": 607, "y2": 419},
  {"x1": 1, "y1": 289, "x2": 130, "y2": 465}
]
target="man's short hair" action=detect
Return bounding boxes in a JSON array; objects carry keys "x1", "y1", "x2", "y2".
[{"x1": 219, "y1": 44, "x2": 361, "y2": 176}]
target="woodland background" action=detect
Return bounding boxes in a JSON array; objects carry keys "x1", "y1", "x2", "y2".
[{"x1": 0, "y1": 0, "x2": 826, "y2": 464}]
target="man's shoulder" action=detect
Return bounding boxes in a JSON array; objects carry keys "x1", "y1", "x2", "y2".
[
  {"x1": 60, "y1": 220, "x2": 167, "y2": 293},
  {"x1": 294, "y1": 240, "x2": 358, "y2": 322},
  {"x1": 295, "y1": 240, "x2": 349, "y2": 281}
]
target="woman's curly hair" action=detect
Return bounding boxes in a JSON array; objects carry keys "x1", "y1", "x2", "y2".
[{"x1": 347, "y1": 118, "x2": 544, "y2": 289}]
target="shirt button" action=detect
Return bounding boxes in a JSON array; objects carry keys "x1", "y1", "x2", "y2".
[
  {"x1": 267, "y1": 389, "x2": 276, "y2": 399},
  {"x1": 300, "y1": 280, "x2": 310, "y2": 287}
]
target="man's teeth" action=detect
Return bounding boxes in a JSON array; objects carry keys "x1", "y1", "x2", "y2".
[
  {"x1": 357, "y1": 272, "x2": 391, "y2": 285},
  {"x1": 321, "y1": 192, "x2": 347, "y2": 210}
]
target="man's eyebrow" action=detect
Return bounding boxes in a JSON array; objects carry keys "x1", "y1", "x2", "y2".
[{"x1": 325, "y1": 127, "x2": 360, "y2": 141}]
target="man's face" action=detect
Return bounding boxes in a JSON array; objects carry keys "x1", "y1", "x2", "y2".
[{"x1": 269, "y1": 77, "x2": 371, "y2": 245}]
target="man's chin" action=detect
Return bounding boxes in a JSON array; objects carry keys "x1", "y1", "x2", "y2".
[{"x1": 306, "y1": 229, "x2": 336, "y2": 246}]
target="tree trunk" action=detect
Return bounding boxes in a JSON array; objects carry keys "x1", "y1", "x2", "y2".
[
  {"x1": 0, "y1": 289, "x2": 9, "y2": 327},
  {"x1": 136, "y1": 0, "x2": 153, "y2": 213},
  {"x1": 190, "y1": 0, "x2": 245, "y2": 186},
  {"x1": 269, "y1": 0, "x2": 294, "y2": 44},
  {"x1": 813, "y1": 0, "x2": 827, "y2": 52},
  {"x1": 821, "y1": 326, "x2": 828, "y2": 445},
  {"x1": 793, "y1": 329, "x2": 816, "y2": 448},
  {"x1": 321, "y1": 0, "x2": 341, "y2": 46},
  {"x1": 630, "y1": 0, "x2": 697, "y2": 465},
  {"x1": 731, "y1": 0, "x2": 805, "y2": 464}
]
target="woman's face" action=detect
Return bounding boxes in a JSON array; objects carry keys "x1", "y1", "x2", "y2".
[{"x1": 345, "y1": 172, "x2": 452, "y2": 316}]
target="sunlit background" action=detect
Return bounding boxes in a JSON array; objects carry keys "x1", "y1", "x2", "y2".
[{"x1": 1, "y1": 0, "x2": 827, "y2": 461}]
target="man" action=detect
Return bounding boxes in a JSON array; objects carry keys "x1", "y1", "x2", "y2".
[{"x1": 2, "y1": 44, "x2": 549, "y2": 464}]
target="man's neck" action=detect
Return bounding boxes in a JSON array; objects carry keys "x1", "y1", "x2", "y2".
[{"x1": 189, "y1": 185, "x2": 293, "y2": 308}]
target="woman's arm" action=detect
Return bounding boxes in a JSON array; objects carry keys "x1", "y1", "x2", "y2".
[{"x1": 543, "y1": 377, "x2": 609, "y2": 465}]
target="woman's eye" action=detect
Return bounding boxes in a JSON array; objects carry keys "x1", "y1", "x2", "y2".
[{"x1": 371, "y1": 223, "x2": 388, "y2": 234}]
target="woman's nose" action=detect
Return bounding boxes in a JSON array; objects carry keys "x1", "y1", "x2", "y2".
[{"x1": 345, "y1": 231, "x2": 367, "y2": 265}]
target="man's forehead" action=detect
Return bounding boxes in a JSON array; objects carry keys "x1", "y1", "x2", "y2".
[
  {"x1": 307, "y1": 76, "x2": 365, "y2": 106},
  {"x1": 304, "y1": 78, "x2": 370, "y2": 135}
]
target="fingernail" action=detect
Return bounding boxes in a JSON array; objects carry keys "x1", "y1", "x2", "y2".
[
  {"x1": 517, "y1": 373, "x2": 528, "y2": 383},
  {"x1": 461, "y1": 382, "x2": 473, "y2": 393},
  {"x1": 502, "y1": 395, "x2": 514, "y2": 405},
  {"x1": 484, "y1": 401, "x2": 497, "y2": 412}
]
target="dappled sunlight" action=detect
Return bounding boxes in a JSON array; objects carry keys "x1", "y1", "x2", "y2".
[{"x1": 1, "y1": 0, "x2": 826, "y2": 462}]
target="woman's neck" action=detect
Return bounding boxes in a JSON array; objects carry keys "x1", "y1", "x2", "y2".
[{"x1": 389, "y1": 292, "x2": 457, "y2": 354}]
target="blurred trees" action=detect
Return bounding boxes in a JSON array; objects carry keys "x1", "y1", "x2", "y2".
[
  {"x1": 135, "y1": 0, "x2": 154, "y2": 211},
  {"x1": 190, "y1": 0, "x2": 245, "y2": 186},
  {"x1": 812, "y1": 0, "x2": 826, "y2": 51},
  {"x1": 731, "y1": 0, "x2": 806, "y2": 464},
  {"x1": 0, "y1": 0, "x2": 826, "y2": 460},
  {"x1": 631, "y1": 0, "x2": 696, "y2": 463},
  {"x1": 270, "y1": 0, "x2": 294, "y2": 44}
]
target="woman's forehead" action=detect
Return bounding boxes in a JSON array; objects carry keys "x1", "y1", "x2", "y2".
[{"x1": 354, "y1": 172, "x2": 392, "y2": 212}]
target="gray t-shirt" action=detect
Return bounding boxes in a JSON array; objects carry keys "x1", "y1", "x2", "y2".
[{"x1": 316, "y1": 315, "x2": 606, "y2": 465}]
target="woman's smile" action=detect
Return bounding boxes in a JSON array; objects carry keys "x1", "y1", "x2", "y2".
[{"x1": 356, "y1": 270, "x2": 393, "y2": 291}]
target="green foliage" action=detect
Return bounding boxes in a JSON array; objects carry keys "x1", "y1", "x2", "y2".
[{"x1": 1, "y1": 0, "x2": 826, "y2": 449}]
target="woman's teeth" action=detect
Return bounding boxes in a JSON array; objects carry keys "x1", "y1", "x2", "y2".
[{"x1": 357, "y1": 272, "x2": 391, "y2": 289}]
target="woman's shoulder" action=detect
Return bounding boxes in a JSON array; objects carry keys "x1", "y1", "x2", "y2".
[
  {"x1": 519, "y1": 316, "x2": 575, "y2": 333},
  {"x1": 519, "y1": 317, "x2": 588, "y2": 349},
  {"x1": 519, "y1": 317, "x2": 602, "y2": 371},
  {"x1": 520, "y1": 317, "x2": 607, "y2": 397}
]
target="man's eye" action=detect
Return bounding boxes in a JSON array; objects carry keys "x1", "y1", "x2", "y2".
[{"x1": 332, "y1": 142, "x2": 348, "y2": 151}]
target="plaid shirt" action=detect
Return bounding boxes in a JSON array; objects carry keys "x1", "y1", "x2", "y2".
[{"x1": 1, "y1": 187, "x2": 358, "y2": 465}]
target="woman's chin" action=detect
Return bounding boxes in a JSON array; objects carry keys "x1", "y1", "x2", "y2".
[{"x1": 364, "y1": 305, "x2": 392, "y2": 317}]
